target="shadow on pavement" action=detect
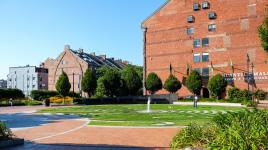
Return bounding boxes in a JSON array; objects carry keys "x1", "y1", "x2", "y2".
[{"x1": 0, "y1": 113, "x2": 81, "y2": 129}]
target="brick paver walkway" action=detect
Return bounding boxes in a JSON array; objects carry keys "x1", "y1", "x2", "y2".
[{"x1": 1, "y1": 106, "x2": 180, "y2": 150}]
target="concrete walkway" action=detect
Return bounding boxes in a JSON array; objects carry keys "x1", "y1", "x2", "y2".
[{"x1": 0, "y1": 106, "x2": 180, "y2": 150}]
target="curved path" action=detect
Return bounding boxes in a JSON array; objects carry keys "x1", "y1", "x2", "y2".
[{"x1": 0, "y1": 106, "x2": 179, "y2": 150}]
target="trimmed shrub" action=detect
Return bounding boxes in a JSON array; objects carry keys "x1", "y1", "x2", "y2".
[
  {"x1": 164, "y1": 74, "x2": 182, "y2": 94},
  {"x1": 254, "y1": 89, "x2": 266, "y2": 100},
  {"x1": 145, "y1": 72, "x2": 162, "y2": 94},
  {"x1": 227, "y1": 87, "x2": 252, "y2": 102},
  {"x1": 81, "y1": 69, "x2": 97, "y2": 97},
  {"x1": 207, "y1": 74, "x2": 227, "y2": 99},
  {"x1": 0, "y1": 89, "x2": 25, "y2": 99},
  {"x1": 56, "y1": 71, "x2": 71, "y2": 98},
  {"x1": 30, "y1": 90, "x2": 58, "y2": 100},
  {"x1": 186, "y1": 70, "x2": 202, "y2": 95},
  {"x1": 121, "y1": 66, "x2": 142, "y2": 96}
]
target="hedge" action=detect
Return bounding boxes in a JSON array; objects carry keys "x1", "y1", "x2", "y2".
[
  {"x1": 0, "y1": 89, "x2": 25, "y2": 99},
  {"x1": 30, "y1": 90, "x2": 81, "y2": 101}
]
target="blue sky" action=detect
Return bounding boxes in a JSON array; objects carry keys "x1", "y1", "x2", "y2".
[{"x1": 0, "y1": 0, "x2": 165, "y2": 79}]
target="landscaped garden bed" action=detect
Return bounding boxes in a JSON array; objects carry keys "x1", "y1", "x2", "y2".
[{"x1": 38, "y1": 104, "x2": 244, "y2": 127}]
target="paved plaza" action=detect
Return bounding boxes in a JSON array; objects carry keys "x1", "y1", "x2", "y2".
[{"x1": 0, "y1": 106, "x2": 179, "y2": 150}]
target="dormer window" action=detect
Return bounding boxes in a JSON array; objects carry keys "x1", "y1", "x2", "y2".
[
  {"x1": 202, "y1": 1, "x2": 210, "y2": 9},
  {"x1": 193, "y1": 3, "x2": 200, "y2": 11},
  {"x1": 187, "y1": 15, "x2": 195, "y2": 23},
  {"x1": 208, "y1": 12, "x2": 217, "y2": 19},
  {"x1": 208, "y1": 24, "x2": 216, "y2": 32}
]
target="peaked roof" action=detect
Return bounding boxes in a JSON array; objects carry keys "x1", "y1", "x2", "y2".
[
  {"x1": 141, "y1": 0, "x2": 170, "y2": 29},
  {"x1": 70, "y1": 49, "x2": 126, "y2": 69}
]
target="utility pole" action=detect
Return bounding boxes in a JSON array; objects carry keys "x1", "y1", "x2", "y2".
[{"x1": 73, "y1": 72, "x2": 75, "y2": 100}]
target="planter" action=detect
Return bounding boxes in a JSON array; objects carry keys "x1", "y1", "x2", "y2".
[{"x1": 0, "y1": 138, "x2": 24, "y2": 148}]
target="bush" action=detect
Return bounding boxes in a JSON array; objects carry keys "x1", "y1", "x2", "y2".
[
  {"x1": 56, "y1": 71, "x2": 71, "y2": 98},
  {"x1": 186, "y1": 70, "x2": 202, "y2": 95},
  {"x1": 81, "y1": 69, "x2": 97, "y2": 97},
  {"x1": 102, "y1": 69, "x2": 121, "y2": 97},
  {"x1": 49, "y1": 96, "x2": 73, "y2": 104},
  {"x1": 145, "y1": 72, "x2": 162, "y2": 94},
  {"x1": 255, "y1": 89, "x2": 266, "y2": 100},
  {"x1": 227, "y1": 87, "x2": 252, "y2": 102},
  {"x1": 121, "y1": 66, "x2": 142, "y2": 96},
  {"x1": 0, "y1": 89, "x2": 24, "y2": 99},
  {"x1": 30, "y1": 90, "x2": 59, "y2": 100},
  {"x1": 207, "y1": 74, "x2": 227, "y2": 99},
  {"x1": 0, "y1": 122, "x2": 13, "y2": 140},
  {"x1": 164, "y1": 74, "x2": 182, "y2": 94},
  {"x1": 171, "y1": 109, "x2": 268, "y2": 150},
  {"x1": 171, "y1": 123, "x2": 217, "y2": 149}
]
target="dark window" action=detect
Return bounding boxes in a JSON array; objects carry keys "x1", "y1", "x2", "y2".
[
  {"x1": 27, "y1": 70, "x2": 29, "y2": 73},
  {"x1": 14, "y1": 71, "x2": 16, "y2": 74},
  {"x1": 194, "y1": 39, "x2": 201, "y2": 48},
  {"x1": 202, "y1": 1, "x2": 210, "y2": 9},
  {"x1": 194, "y1": 53, "x2": 201, "y2": 63},
  {"x1": 208, "y1": 24, "x2": 216, "y2": 32},
  {"x1": 187, "y1": 15, "x2": 195, "y2": 23},
  {"x1": 208, "y1": 12, "x2": 217, "y2": 19},
  {"x1": 32, "y1": 77, "x2": 35, "y2": 80},
  {"x1": 32, "y1": 85, "x2": 35, "y2": 88},
  {"x1": 193, "y1": 3, "x2": 200, "y2": 11},
  {"x1": 202, "y1": 53, "x2": 209, "y2": 62},
  {"x1": 202, "y1": 38, "x2": 209, "y2": 47},
  {"x1": 202, "y1": 68, "x2": 210, "y2": 76},
  {"x1": 187, "y1": 27, "x2": 194, "y2": 35},
  {"x1": 39, "y1": 77, "x2": 42, "y2": 82}
]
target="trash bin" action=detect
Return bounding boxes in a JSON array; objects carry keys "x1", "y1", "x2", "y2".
[{"x1": 45, "y1": 98, "x2": 50, "y2": 107}]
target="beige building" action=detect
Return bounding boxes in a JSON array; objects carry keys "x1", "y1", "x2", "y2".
[{"x1": 43, "y1": 45, "x2": 127, "y2": 94}]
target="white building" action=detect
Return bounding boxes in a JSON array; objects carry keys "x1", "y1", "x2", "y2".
[{"x1": 7, "y1": 65, "x2": 48, "y2": 96}]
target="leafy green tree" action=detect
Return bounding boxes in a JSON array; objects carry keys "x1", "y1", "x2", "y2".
[
  {"x1": 186, "y1": 70, "x2": 202, "y2": 95},
  {"x1": 102, "y1": 69, "x2": 121, "y2": 97},
  {"x1": 164, "y1": 74, "x2": 182, "y2": 94},
  {"x1": 258, "y1": 7, "x2": 268, "y2": 52},
  {"x1": 121, "y1": 66, "x2": 142, "y2": 95},
  {"x1": 96, "y1": 65, "x2": 113, "y2": 78},
  {"x1": 207, "y1": 74, "x2": 227, "y2": 99},
  {"x1": 95, "y1": 77, "x2": 106, "y2": 98},
  {"x1": 81, "y1": 69, "x2": 97, "y2": 97},
  {"x1": 145, "y1": 72, "x2": 162, "y2": 94},
  {"x1": 56, "y1": 71, "x2": 71, "y2": 104}
]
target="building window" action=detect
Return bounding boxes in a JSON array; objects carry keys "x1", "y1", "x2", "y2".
[
  {"x1": 193, "y1": 3, "x2": 200, "y2": 11},
  {"x1": 194, "y1": 53, "x2": 201, "y2": 63},
  {"x1": 39, "y1": 77, "x2": 42, "y2": 82},
  {"x1": 208, "y1": 24, "x2": 216, "y2": 32},
  {"x1": 202, "y1": 53, "x2": 209, "y2": 62},
  {"x1": 194, "y1": 39, "x2": 201, "y2": 48},
  {"x1": 32, "y1": 77, "x2": 36, "y2": 80},
  {"x1": 193, "y1": 68, "x2": 202, "y2": 74},
  {"x1": 32, "y1": 85, "x2": 35, "y2": 88},
  {"x1": 187, "y1": 27, "x2": 194, "y2": 35},
  {"x1": 208, "y1": 12, "x2": 217, "y2": 19},
  {"x1": 202, "y1": 38, "x2": 209, "y2": 47},
  {"x1": 187, "y1": 15, "x2": 195, "y2": 23},
  {"x1": 27, "y1": 70, "x2": 29, "y2": 73},
  {"x1": 27, "y1": 85, "x2": 29, "y2": 88},
  {"x1": 202, "y1": 68, "x2": 210, "y2": 76},
  {"x1": 14, "y1": 71, "x2": 16, "y2": 74},
  {"x1": 202, "y1": 1, "x2": 210, "y2": 9}
]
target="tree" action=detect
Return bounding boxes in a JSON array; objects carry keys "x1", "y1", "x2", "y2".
[
  {"x1": 95, "y1": 77, "x2": 106, "y2": 98},
  {"x1": 145, "y1": 72, "x2": 162, "y2": 94},
  {"x1": 96, "y1": 65, "x2": 113, "y2": 79},
  {"x1": 207, "y1": 74, "x2": 227, "y2": 99},
  {"x1": 121, "y1": 66, "x2": 142, "y2": 95},
  {"x1": 164, "y1": 74, "x2": 182, "y2": 94},
  {"x1": 186, "y1": 70, "x2": 202, "y2": 95},
  {"x1": 56, "y1": 71, "x2": 71, "y2": 104},
  {"x1": 81, "y1": 69, "x2": 97, "y2": 97},
  {"x1": 258, "y1": 7, "x2": 268, "y2": 52},
  {"x1": 102, "y1": 69, "x2": 121, "y2": 97}
]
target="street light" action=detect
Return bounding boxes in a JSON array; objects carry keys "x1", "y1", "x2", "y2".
[
  {"x1": 247, "y1": 54, "x2": 250, "y2": 100},
  {"x1": 251, "y1": 62, "x2": 254, "y2": 101}
]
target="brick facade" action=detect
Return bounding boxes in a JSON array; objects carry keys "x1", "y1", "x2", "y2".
[{"x1": 142, "y1": 0, "x2": 268, "y2": 97}]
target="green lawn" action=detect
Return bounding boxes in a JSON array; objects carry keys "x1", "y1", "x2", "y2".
[{"x1": 38, "y1": 104, "x2": 245, "y2": 127}]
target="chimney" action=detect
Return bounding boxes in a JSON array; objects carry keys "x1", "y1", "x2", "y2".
[
  {"x1": 116, "y1": 59, "x2": 122, "y2": 63},
  {"x1": 99, "y1": 55, "x2": 106, "y2": 60},
  {"x1": 64, "y1": 45, "x2": 70, "y2": 51},
  {"x1": 122, "y1": 61, "x2": 129, "y2": 65},
  {"x1": 90, "y1": 52, "x2": 96, "y2": 56},
  {"x1": 111, "y1": 57, "x2": 114, "y2": 61},
  {"x1": 78, "y1": 48, "x2": 84, "y2": 53}
]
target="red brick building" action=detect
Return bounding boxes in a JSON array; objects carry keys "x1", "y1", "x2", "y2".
[
  {"x1": 43, "y1": 45, "x2": 127, "y2": 95},
  {"x1": 142, "y1": 0, "x2": 268, "y2": 97}
]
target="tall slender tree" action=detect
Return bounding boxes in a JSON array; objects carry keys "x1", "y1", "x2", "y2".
[
  {"x1": 81, "y1": 69, "x2": 97, "y2": 97},
  {"x1": 56, "y1": 71, "x2": 71, "y2": 104}
]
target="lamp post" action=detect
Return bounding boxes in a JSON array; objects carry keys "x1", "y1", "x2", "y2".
[
  {"x1": 251, "y1": 63, "x2": 254, "y2": 101},
  {"x1": 247, "y1": 54, "x2": 250, "y2": 100},
  {"x1": 73, "y1": 72, "x2": 75, "y2": 100}
]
